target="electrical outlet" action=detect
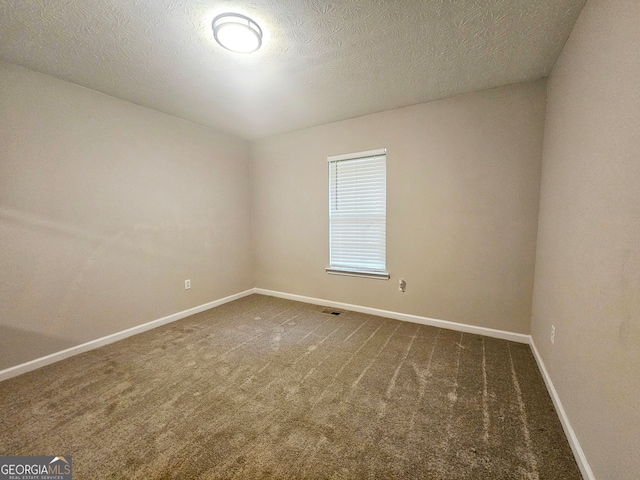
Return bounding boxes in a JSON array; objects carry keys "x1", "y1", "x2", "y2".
[
  {"x1": 551, "y1": 325, "x2": 555, "y2": 344},
  {"x1": 399, "y1": 278, "x2": 406, "y2": 293},
  {"x1": 185, "y1": 279, "x2": 191, "y2": 290}
]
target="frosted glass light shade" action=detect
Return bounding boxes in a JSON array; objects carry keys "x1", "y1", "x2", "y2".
[{"x1": 213, "y1": 13, "x2": 262, "y2": 53}]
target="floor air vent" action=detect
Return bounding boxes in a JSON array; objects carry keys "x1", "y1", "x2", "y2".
[{"x1": 321, "y1": 307, "x2": 343, "y2": 316}]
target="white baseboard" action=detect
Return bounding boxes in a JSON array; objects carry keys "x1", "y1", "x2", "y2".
[
  {"x1": 530, "y1": 339, "x2": 594, "y2": 480},
  {"x1": 256, "y1": 288, "x2": 592, "y2": 478},
  {"x1": 0, "y1": 289, "x2": 254, "y2": 383},
  {"x1": 2, "y1": 286, "x2": 591, "y2": 478},
  {"x1": 0, "y1": 287, "x2": 528, "y2": 383},
  {"x1": 253, "y1": 288, "x2": 530, "y2": 344}
]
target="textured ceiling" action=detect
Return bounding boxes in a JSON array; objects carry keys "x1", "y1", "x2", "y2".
[{"x1": 0, "y1": 0, "x2": 585, "y2": 139}]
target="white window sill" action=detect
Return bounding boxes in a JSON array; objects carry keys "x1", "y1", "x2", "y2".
[{"x1": 325, "y1": 268, "x2": 390, "y2": 280}]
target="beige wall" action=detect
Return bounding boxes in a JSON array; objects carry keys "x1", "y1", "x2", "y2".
[
  {"x1": 532, "y1": 0, "x2": 640, "y2": 477},
  {"x1": 252, "y1": 81, "x2": 546, "y2": 334},
  {"x1": 0, "y1": 62, "x2": 253, "y2": 370}
]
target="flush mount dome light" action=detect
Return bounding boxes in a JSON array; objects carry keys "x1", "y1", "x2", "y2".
[{"x1": 212, "y1": 13, "x2": 262, "y2": 53}]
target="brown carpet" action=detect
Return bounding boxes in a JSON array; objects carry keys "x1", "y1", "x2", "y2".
[{"x1": 0, "y1": 294, "x2": 580, "y2": 479}]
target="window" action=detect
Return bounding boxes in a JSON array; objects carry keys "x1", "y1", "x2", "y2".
[{"x1": 326, "y1": 148, "x2": 389, "y2": 280}]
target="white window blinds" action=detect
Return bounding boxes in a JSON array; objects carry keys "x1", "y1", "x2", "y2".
[{"x1": 327, "y1": 148, "x2": 388, "y2": 279}]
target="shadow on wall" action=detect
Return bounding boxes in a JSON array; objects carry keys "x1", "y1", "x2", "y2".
[
  {"x1": 0, "y1": 206, "x2": 208, "y2": 265},
  {"x1": 0, "y1": 325, "x2": 78, "y2": 370}
]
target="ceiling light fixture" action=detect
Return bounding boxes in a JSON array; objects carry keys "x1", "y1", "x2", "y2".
[{"x1": 212, "y1": 13, "x2": 262, "y2": 54}]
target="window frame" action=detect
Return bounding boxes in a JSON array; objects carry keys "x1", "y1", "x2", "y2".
[{"x1": 326, "y1": 148, "x2": 389, "y2": 280}]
